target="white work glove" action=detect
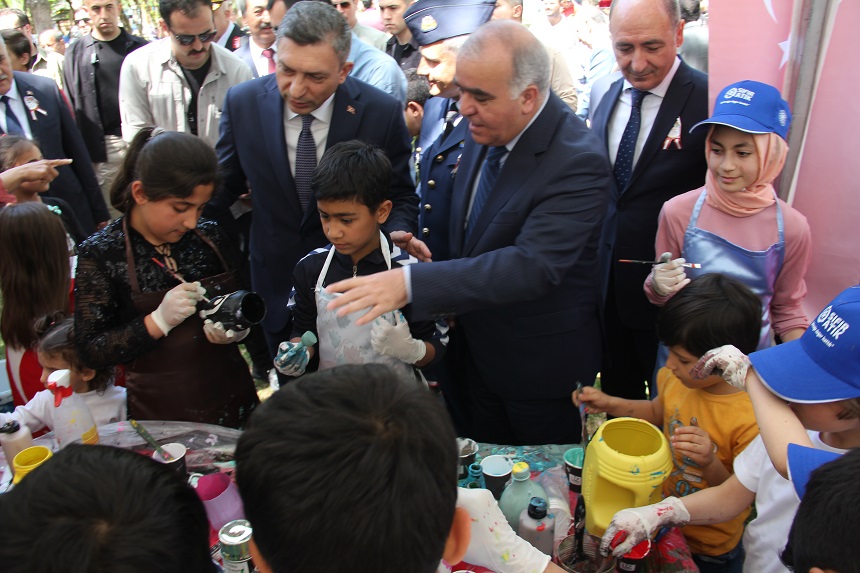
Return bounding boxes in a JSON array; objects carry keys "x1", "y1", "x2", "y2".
[
  {"x1": 273, "y1": 340, "x2": 309, "y2": 377},
  {"x1": 150, "y1": 282, "x2": 206, "y2": 336},
  {"x1": 599, "y1": 496, "x2": 690, "y2": 558},
  {"x1": 456, "y1": 487, "x2": 551, "y2": 573},
  {"x1": 202, "y1": 319, "x2": 249, "y2": 344},
  {"x1": 651, "y1": 252, "x2": 690, "y2": 297},
  {"x1": 691, "y1": 344, "x2": 751, "y2": 390},
  {"x1": 370, "y1": 311, "x2": 426, "y2": 365}
]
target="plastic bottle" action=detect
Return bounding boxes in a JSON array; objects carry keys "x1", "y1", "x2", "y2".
[
  {"x1": 499, "y1": 462, "x2": 547, "y2": 532},
  {"x1": 48, "y1": 370, "x2": 99, "y2": 448},
  {"x1": 464, "y1": 462, "x2": 486, "y2": 489},
  {"x1": 0, "y1": 421, "x2": 34, "y2": 475},
  {"x1": 518, "y1": 497, "x2": 555, "y2": 556}
]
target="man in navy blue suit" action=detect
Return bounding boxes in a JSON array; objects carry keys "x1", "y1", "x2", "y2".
[
  {"x1": 0, "y1": 39, "x2": 109, "y2": 233},
  {"x1": 590, "y1": 0, "x2": 708, "y2": 401},
  {"x1": 327, "y1": 20, "x2": 612, "y2": 445},
  {"x1": 210, "y1": 1, "x2": 418, "y2": 366}
]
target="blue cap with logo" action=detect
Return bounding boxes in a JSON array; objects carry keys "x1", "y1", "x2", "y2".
[
  {"x1": 691, "y1": 80, "x2": 792, "y2": 140},
  {"x1": 750, "y1": 285, "x2": 860, "y2": 403},
  {"x1": 404, "y1": 0, "x2": 495, "y2": 47}
]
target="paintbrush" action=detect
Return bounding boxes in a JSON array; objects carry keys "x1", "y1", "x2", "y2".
[
  {"x1": 129, "y1": 419, "x2": 175, "y2": 461},
  {"x1": 150, "y1": 257, "x2": 210, "y2": 302},
  {"x1": 618, "y1": 259, "x2": 702, "y2": 269}
]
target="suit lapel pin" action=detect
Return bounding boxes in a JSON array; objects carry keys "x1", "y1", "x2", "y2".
[
  {"x1": 346, "y1": 105, "x2": 356, "y2": 115},
  {"x1": 24, "y1": 93, "x2": 48, "y2": 121},
  {"x1": 663, "y1": 117, "x2": 682, "y2": 149}
]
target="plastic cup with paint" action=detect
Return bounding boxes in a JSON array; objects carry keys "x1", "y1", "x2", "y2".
[
  {"x1": 480, "y1": 454, "x2": 514, "y2": 500},
  {"x1": 456, "y1": 437, "x2": 478, "y2": 480},
  {"x1": 195, "y1": 472, "x2": 245, "y2": 532},
  {"x1": 151, "y1": 442, "x2": 187, "y2": 475},
  {"x1": 564, "y1": 446, "x2": 585, "y2": 493}
]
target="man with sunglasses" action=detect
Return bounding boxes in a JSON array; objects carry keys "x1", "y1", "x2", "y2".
[{"x1": 119, "y1": 0, "x2": 253, "y2": 148}]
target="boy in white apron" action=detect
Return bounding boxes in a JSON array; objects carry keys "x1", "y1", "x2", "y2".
[{"x1": 274, "y1": 141, "x2": 448, "y2": 379}]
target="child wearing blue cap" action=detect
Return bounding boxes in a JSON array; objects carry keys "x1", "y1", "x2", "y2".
[
  {"x1": 645, "y1": 80, "x2": 812, "y2": 351},
  {"x1": 598, "y1": 285, "x2": 860, "y2": 573}
]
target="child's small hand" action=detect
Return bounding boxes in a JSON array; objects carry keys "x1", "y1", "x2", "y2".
[
  {"x1": 671, "y1": 418, "x2": 718, "y2": 467},
  {"x1": 573, "y1": 385, "x2": 611, "y2": 414}
]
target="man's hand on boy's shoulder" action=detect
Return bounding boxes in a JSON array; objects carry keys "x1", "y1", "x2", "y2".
[{"x1": 390, "y1": 231, "x2": 433, "y2": 262}]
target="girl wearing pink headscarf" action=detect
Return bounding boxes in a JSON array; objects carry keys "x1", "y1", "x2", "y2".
[{"x1": 645, "y1": 80, "x2": 811, "y2": 348}]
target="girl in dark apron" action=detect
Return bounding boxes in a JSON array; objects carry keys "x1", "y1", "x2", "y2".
[{"x1": 74, "y1": 128, "x2": 258, "y2": 428}]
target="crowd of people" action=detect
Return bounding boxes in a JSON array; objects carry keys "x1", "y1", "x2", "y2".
[{"x1": 0, "y1": 0, "x2": 857, "y2": 572}]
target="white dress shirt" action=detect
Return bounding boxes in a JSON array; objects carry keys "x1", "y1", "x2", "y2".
[
  {"x1": 283, "y1": 93, "x2": 336, "y2": 178},
  {"x1": 249, "y1": 38, "x2": 277, "y2": 77},
  {"x1": 0, "y1": 80, "x2": 33, "y2": 139}
]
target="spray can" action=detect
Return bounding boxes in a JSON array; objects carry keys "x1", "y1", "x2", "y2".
[
  {"x1": 0, "y1": 421, "x2": 34, "y2": 475},
  {"x1": 219, "y1": 519, "x2": 258, "y2": 572},
  {"x1": 48, "y1": 370, "x2": 99, "y2": 448}
]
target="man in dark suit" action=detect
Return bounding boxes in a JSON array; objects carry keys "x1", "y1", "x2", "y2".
[
  {"x1": 0, "y1": 40, "x2": 109, "y2": 233},
  {"x1": 211, "y1": 1, "x2": 418, "y2": 366},
  {"x1": 326, "y1": 20, "x2": 612, "y2": 445},
  {"x1": 590, "y1": 0, "x2": 708, "y2": 401}
]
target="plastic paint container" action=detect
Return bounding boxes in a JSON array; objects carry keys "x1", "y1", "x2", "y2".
[
  {"x1": 582, "y1": 417, "x2": 672, "y2": 537},
  {"x1": 12, "y1": 445, "x2": 53, "y2": 485}
]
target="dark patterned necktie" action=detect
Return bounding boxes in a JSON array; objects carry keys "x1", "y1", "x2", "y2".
[
  {"x1": 466, "y1": 145, "x2": 507, "y2": 242},
  {"x1": 613, "y1": 88, "x2": 648, "y2": 189},
  {"x1": 295, "y1": 114, "x2": 316, "y2": 212},
  {"x1": 1, "y1": 95, "x2": 25, "y2": 136}
]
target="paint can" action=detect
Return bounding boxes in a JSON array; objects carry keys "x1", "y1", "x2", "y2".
[
  {"x1": 581, "y1": 418, "x2": 672, "y2": 537},
  {"x1": 219, "y1": 519, "x2": 257, "y2": 572}
]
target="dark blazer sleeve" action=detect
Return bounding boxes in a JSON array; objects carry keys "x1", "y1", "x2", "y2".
[
  {"x1": 410, "y1": 97, "x2": 611, "y2": 320},
  {"x1": 378, "y1": 96, "x2": 419, "y2": 235}
]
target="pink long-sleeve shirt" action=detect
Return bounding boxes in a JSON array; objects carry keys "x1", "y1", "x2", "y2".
[{"x1": 644, "y1": 187, "x2": 812, "y2": 337}]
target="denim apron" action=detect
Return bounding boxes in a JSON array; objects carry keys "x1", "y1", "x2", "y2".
[{"x1": 654, "y1": 190, "x2": 785, "y2": 383}]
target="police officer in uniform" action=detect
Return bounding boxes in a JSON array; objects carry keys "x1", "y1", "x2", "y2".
[{"x1": 405, "y1": 0, "x2": 495, "y2": 263}]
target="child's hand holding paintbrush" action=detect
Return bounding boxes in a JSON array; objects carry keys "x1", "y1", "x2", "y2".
[
  {"x1": 148, "y1": 258, "x2": 208, "y2": 336},
  {"x1": 647, "y1": 252, "x2": 694, "y2": 297}
]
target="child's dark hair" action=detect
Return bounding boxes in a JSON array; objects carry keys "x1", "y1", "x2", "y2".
[
  {"x1": 657, "y1": 273, "x2": 762, "y2": 357},
  {"x1": 34, "y1": 313, "x2": 115, "y2": 393},
  {"x1": 0, "y1": 135, "x2": 38, "y2": 172},
  {"x1": 109, "y1": 127, "x2": 219, "y2": 214},
  {"x1": 236, "y1": 364, "x2": 457, "y2": 573},
  {"x1": 0, "y1": 444, "x2": 216, "y2": 573},
  {"x1": 781, "y1": 448, "x2": 860, "y2": 573},
  {"x1": 311, "y1": 140, "x2": 392, "y2": 209}
]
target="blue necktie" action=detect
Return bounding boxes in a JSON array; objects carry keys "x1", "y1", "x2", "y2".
[
  {"x1": 1, "y1": 95, "x2": 25, "y2": 136},
  {"x1": 295, "y1": 114, "x2": 316, "y2": 212},
  {"x1": 466, "y1": 145, "x2": 507, "y2": 242},
  {"x1": 613, "y1": 88, "x2": 647, "y2": 189}
]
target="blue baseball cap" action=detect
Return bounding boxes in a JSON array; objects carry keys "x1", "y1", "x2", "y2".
[
  {"x1": 750, "y1": 285, "x2": 860, "y2": 403},
  {"x1": 404, "y1": 0, "x2": 495, "y2": 47},
  {"x1": 787, "y1": 443, "x2": 842, "y2": 499},
  {"x1": 690, "y1": 80, "x2": 792, "y2": 140}
]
